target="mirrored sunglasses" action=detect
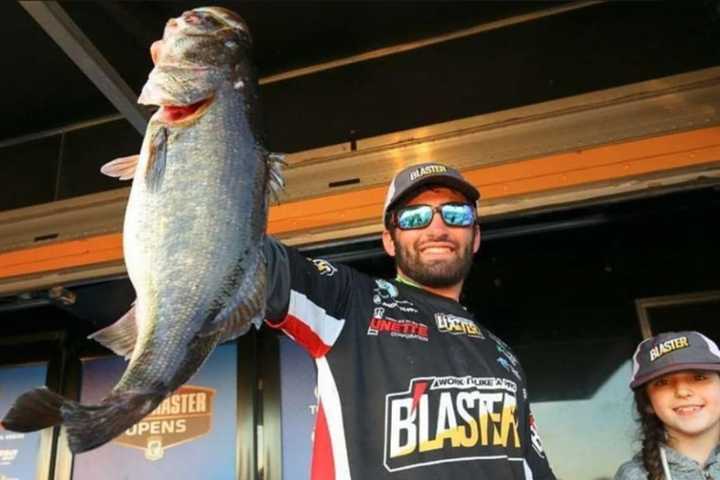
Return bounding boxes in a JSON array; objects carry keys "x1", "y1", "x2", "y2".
[{"x1": 394, "y1": 203, "x2": 476, "y2": 230}]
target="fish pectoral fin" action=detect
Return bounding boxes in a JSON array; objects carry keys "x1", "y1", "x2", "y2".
[
  {"x1": 88, "y1": 304, "x2": 138, "y2": 359},
  {"x1": 100, "y1": 154, "x2": 140, "y2": 180}
]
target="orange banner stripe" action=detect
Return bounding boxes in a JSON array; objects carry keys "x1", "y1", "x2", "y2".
[{"x1": 0, "y1": 234, "x2": 123, "y2": 279}]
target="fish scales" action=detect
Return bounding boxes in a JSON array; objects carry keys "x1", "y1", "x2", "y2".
[{"x1": 120, "y1": 85, "x2": 266, "y2": 389}]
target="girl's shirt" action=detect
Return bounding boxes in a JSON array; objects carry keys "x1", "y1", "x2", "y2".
[{"x1": 614, "y1": 445, "x2": 720, "y2": 480}]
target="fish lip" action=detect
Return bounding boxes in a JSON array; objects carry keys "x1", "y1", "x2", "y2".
[
  {"x1": 155, "y1": 96, "x2": 214, "y2": 125},
  {"x1": 137, "y1": 65, "x2": 216, "y2": 108}
]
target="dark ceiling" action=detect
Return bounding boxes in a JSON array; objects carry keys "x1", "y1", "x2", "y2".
[
  {"x1": 3, "y1": 1, "x2": 719, "y2": 147},
  {"x1": 2, "y1": 1, "x2": 545, "y2": 142}
]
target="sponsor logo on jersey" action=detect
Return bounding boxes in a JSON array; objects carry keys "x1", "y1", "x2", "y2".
[
  {"x1": 486, "y1": 331, "x2": 510, "y2": 350},
  {"x1": 384, "y1": 376, "x2": 522, "y2": 472},
  {"x1": 368, "y1": 307, "x2": 428, "y2": 341},
  {"x1": 496, "y1": 357, "x2": 521, "y2": 380},
  {"x1": 375, "y1": 279, "x2": 399, "y2": 298},
  {"x1": 529, "y1": 413, "x2": 546, "y2": 458},
  {"x1": 434, "y1": 313, "x2": 483, "y2": 338},
  {"x1": 496, "y1": 342, "x2": 519, "y2": 367},
  {"x1": 373, "y1": 280, "x2": 418, "y2": 313},
  {"x1": 487, "y1": 331, "x2": 521, "y2": 367},
  {"x1": 113, "y1": 385, "x2": 214, "y2": 460},
  {"x1": 310, "y1": 258, "x2": 338, "y2": 277}
]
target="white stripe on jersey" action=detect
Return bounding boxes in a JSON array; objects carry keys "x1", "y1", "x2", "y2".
[
  {"x1": 522, "y1": 458, "x2": 534, "y2": 479},
  {"x1": 288, "y1": 290, "x2": 345, "y2": 349},
  {"x1": 317, "y1": 357, "x2": 351, "y2": 480}
]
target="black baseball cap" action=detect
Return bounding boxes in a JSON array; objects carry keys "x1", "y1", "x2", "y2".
[
  {"x1": 383, "y1": 162, "x2": 480, "y2": 227},
  {"x1": 629, "y1": 331, "x2": 720, "y2": 389}
]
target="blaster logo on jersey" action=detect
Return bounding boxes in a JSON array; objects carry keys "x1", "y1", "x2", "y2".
[
  {"x1": 434, "y1": 313, "x2": 484, "y2": 338},
  {"x1": 310, "y1": 258, "x2": 338, "y2": 277},
  {"x1": 384, "y1": 376, "x2": 522, "y2": 472}
]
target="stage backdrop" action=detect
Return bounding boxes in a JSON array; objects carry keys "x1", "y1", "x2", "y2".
[
  {"x1": 278, "y1": 336, "x2": 317, "y2": 480},
  {"x1": 73, "y1": 343, "x2": 237, "y2": 480},
  {"x1": 0, "y1": 362, "x2": 48, "y2": 480}
]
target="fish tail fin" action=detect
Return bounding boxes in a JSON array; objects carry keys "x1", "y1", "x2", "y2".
[
  {"x1": 63, "y1": 390, "x2": 165, "y2": 453},
  {"x1": 1, "y1": 387, "x2": 166, "y2": 454},
  {"x1": 1, "y1": 387, "x2": 65, "y2": 432}
]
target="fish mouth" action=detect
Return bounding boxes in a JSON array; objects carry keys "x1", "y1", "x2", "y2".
[{"x1": 156, "y1": 97, "x2": 213, "y2": 125}]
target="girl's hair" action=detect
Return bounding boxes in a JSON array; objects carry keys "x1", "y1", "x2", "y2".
[{"x1": 634, "y1": 390, "x2": 665, "y2": 480}]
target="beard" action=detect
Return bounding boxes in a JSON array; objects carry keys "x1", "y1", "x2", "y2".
[{"x1": 393, "y1": 232, "x2": 475, "y2": 288}]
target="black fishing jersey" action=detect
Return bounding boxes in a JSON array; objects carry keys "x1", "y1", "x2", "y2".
[{"x1": 264, "y1": 237, "x2": 556, "y2": 480}]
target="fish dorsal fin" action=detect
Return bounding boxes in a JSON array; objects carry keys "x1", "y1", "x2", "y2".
[
  {"x1": 100, "y1": 154, "x2": 140, "y2": 180},
  {"x1": 267, "y1": 151, "x2": 285, "y2": 203},
  {"x1": 146, "y1": 127, "x2": 168, "y2": 192},
  {"x1": 88, "y1": 304, "x2": 138, "y2": 359}
]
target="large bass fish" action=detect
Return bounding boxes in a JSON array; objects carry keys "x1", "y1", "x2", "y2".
[{"x1": 1, "y1": 6, "x2": 282, "y2": 453}]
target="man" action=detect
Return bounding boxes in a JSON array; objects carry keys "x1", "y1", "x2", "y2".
[{"x1": 264, "y1": 162, "x2": 556, "y2": 479}]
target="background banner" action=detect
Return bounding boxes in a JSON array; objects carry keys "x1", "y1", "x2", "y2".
[
  {"x1": 73, "y1": 343, "x2": 237, "y2": 480},
  {"x1": 0, "y1": 363, "x2": 48, "y2": 480},
  {"x1": 278, "y1": 336, "x2": 317, "y2": 480}
]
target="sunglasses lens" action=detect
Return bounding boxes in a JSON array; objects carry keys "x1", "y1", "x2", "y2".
[
  {"x1": 441, "y1": 204, "x2": 475, "y2": 226},
  {"x1": 396, "y1": 205, "x2": 433, "y2": 229}
]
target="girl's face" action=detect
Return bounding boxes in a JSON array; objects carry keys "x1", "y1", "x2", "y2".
[{"x1": 646, "y1": 370, "x2": 720, "y2": 443}]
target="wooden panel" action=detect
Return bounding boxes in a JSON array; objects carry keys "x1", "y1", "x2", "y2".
[
  {"x1": 280, "y1": 66, "x2": 720, "y2": 202},
  {"x1": 0, "y1": 188, "x2": 127, "y2": 253}
]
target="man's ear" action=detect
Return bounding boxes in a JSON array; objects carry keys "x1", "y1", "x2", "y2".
[
  {"x1": 472, "y1": 224, "x2": 481, "y2": 254},
  {"x1": 382, "y1": 230, "x2": 396, "y2": 257}
]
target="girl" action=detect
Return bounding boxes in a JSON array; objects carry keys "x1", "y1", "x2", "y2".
[{"x1": 616, "y1": 330, "x2": 720, "y2": 480}]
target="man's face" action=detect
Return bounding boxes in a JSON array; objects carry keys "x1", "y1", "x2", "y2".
[{"x1": 382, "y1": 187, "x2": 480, "y2": 288}]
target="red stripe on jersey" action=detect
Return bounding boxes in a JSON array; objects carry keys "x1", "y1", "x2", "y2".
[
  {"x1": 268, "y1": 313, "x2": 331, "y2": 358},
  {"x1": 311, "y1": 402, "x2": 335, "y2": 480}
]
